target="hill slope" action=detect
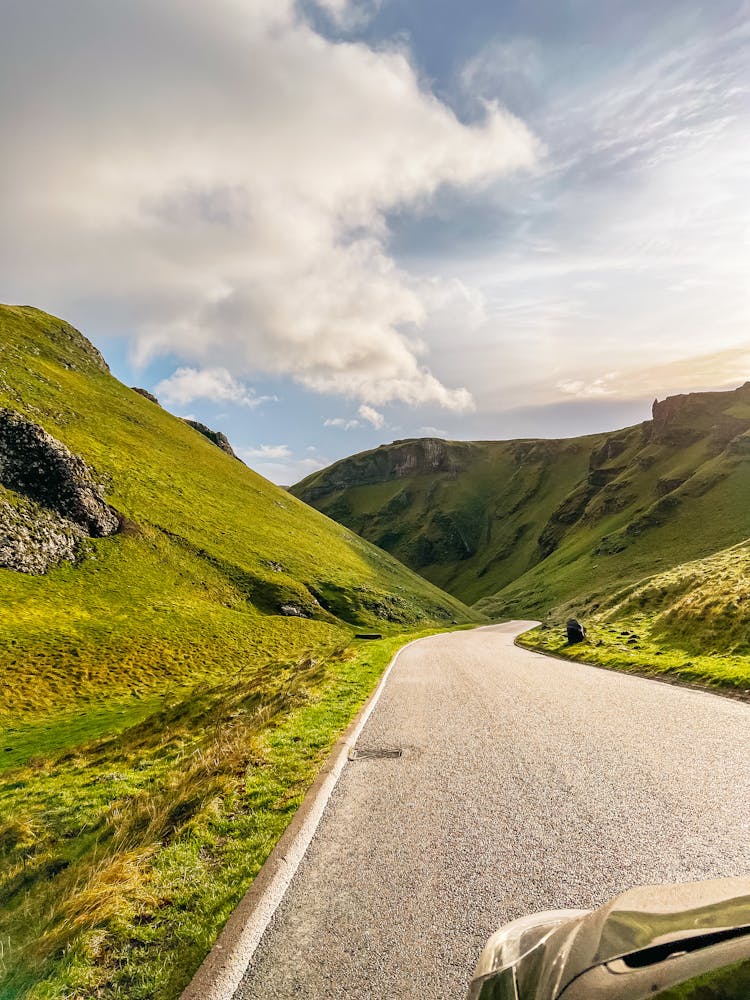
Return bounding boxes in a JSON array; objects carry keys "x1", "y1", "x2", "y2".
[
  {"x1": 292, "y1": 384, "x2": 750, "y2": 615},
  {"x1": 0, "y1": 305, "x2": 476, "y2": 717},
  {"x1": 520, "y1": 538, "x2": 750, "y2": 695},
  {"x1": 0, "y1": 305, "x2": 478, "y2": 998}
]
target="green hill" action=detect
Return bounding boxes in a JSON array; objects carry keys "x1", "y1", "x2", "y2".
[
  {"x1": 292, "y1": 384, "x2": 750, "y2": 618},
  {"x1": 0, "y1": 305, "x2": 478, "y2": 998}
]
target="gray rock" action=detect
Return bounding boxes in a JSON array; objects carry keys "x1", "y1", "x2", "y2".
[
  {"x1": 0, "y1": 408, "x2": 119, "y2": 536},
  {"x1": 132, "y1": 387, "x2": 160, "y2": 406},
  {"x1": 181, "y1": 419, "x2": 239, "y2": 459},
  {"x1": 0, "y1": 494, "x2": 85, "y2": 574},
  {"x1": 0, "y1": 409, "x2": 120, "y2": 573},
  {"x1": 280, "y1": 603, "x2": 309, "y2": 618}
]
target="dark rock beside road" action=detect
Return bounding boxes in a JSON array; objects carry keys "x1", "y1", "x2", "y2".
[{"x1": 566, "y1": 618, "x2": 587, "y2": 644}]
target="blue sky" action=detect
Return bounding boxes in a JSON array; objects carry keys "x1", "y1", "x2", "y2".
[{"x1": 2, "y1": 0, "x2": 748, "y2": 482}]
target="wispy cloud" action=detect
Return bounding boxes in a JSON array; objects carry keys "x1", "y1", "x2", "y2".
[
  {"x1": 155, "y1": 367, "x2": 272, "y2": 408},
  {"x1": 241, "y1": 444, "x2": 292, "y2": 460},
  {"x1": 324, "y1": 416, "x2": 361, "y2": 430}
]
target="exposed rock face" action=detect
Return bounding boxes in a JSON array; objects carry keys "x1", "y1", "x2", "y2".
[
  {"x1": 650, "y1": 384, "x2": 750, "y2": 448},
  {"x1": 298, "y1": 438, "x2": 465, "y2": 500},
  {"x1": 0, "y1": 493, "x2": 86, "y2": 574},
  {"x1": 0, "y1": 409, "x2": 120, "y2": 573},
  {"x1": 182, "y1": 419, "x2": 238, "y2": 459},
  {"x1": 132, "y1": 387, "x2": 160, "y2": 405}
]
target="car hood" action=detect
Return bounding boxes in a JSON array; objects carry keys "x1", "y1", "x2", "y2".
[{"x1": 524, "y1": 876, "x2": 750, "y2": 999}]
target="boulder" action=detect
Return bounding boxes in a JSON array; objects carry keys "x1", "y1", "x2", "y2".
[
  {"x1": 0, "y1": 495, "x2": 85, "y2": 574},
  {"x1": 132, "y1": 387, "x2": 160, "y2": 405},
  {"x1": 0, "y1": 409, "x2": 120, "y2": 573},
  {"x1": 566, "y1": 618, "x2": 587, "y2": 644},
  {"x1": 182, "y1": 419, "x2": 239, "y2": 459},
  {"x1": 0, "y1": 409, "x2": 120, "y2": 536}
]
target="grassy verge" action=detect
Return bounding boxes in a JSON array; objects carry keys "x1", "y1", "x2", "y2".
[
  {"x1": 518, "y1": 621, "x2": 750, "y2": 697},
  {"x1": 517, "y1": 540, "x2": 750, "y2": 698},
  {"x1": 0, "y1": 628, "x2": 453, "y2": 1000}
]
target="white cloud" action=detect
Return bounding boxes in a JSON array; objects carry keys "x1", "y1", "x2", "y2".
[
  {"x1": 357, "y1": 404, "x2": 384, "y2": 428},
  {"x1": 0, "y1": 1, "x2": 538, "y2": 413},
  {"x1": 247, "y1": 452, "x2": 331, "y2": 486},
  {"x1": 556, "y1": 374, "x2": 618, "y2": 399},
  {"x1": 324, "y1": 416, "x2": 361, "y2": 430},
  {"x1": 241, "y1": 444, "x2": 292, "y2": 460},
  {"x1": 155, "y1": 367, "x2": 268, "y2": 407},
  {"x1": 312, "y1": 0, "x2": 381, "y2": 31}
]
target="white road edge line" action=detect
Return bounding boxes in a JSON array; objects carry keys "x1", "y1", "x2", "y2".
[{"x1": 180, "y1": 630, "x2": 452, "y2": 1000}]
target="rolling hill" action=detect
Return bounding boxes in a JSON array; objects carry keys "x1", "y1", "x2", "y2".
[
  {"x1": 0, "y1": 304, "x2": 478, "y2": 998},
  {"x1": 292, "y1": 384, "x2": 750, "y2": 618}
]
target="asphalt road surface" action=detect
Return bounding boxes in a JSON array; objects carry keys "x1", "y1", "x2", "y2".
[{"x1": 235, "y1": 622, "x2": 750, "y2": 999}]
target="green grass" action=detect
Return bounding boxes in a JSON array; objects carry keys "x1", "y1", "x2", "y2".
[
  {"x1": 517, "y1": 539, "x2": 750, "y2": 694},
  {"x1": 0, "y1": 304, "x2": 483, "y2": 997},
  {"x1": 294, "y1": 387, "x2": 750, "y2": 622},
  {"x1": 0, "y1": 304, "x2": 479, "y2": 719},
  {"x1": 0, "y1": 630, "x2": 453, "y2": 999}
]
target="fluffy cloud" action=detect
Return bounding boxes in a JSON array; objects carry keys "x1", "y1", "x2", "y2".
[
  {"x1": 1, "y1": 0, "x2": 538, "y2": 411},
  {"x1": 358, "y1": 404, "x2": 384, "y2": 428},
  {"x1": 155, "y1": 367, "x2": 268, "y2": 407},
  {"x1": 556, "y1": 374, "x2": 618, "y2": 399},
  {"x1": 311, "y1": 0, "x2": 381, "y2": 31}
]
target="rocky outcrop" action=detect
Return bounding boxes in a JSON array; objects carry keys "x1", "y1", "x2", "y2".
[
  {"x1": 0, "y1": 409, "x2": 120, "y2": 573},
  {"x1": 296, "y1": 438, "x2": 467, "y2": 501},
  {"x1": 650, "y1": 384, "x2": 750, "y2": 448},
  {"x1": 182, "y1": 420, "x2": 238, "y2": 459},
  {"x1": 0, "y1": 493, "x2": 86, "y2": 574},
  {"x1": 132, "y1": 387, "x2": 160, "y2": 405}
]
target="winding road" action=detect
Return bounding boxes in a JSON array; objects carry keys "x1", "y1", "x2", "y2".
[{"x1": 235, "y1": 622, "x2": 750, "y2": 999}]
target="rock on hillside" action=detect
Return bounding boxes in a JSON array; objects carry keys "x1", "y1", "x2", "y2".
[
  {"x1": 182, "y1": 419, "x2": 239, "y2": 459},
  {"x1": 300, "y1": 438, "x2": 467, "y2": 500},
  {"x1": 0, "y1": 408, "x2": 120, "y2": 573},
  {"x1": 132, "y1": 387, "x2": 161, "y2": 405}
]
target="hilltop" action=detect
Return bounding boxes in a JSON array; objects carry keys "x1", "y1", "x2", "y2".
[
  {"x1": 0, "y1": 305, "x2": 478, "y2": 999},
  {"x1": 292, "y1": 384, "x2": 750, "y2": 617}
]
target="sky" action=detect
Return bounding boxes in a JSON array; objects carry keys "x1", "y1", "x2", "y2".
[{"x1": 1, "y1": 0, "x2": 748, "y2": 483}]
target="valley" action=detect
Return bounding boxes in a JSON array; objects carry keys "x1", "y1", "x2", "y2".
[
  {"x1": 1, "y1": 305, "x2": 748, "y2": 999},
  {"x1": 293, "y1": 384, "x2": 750, "y2": 696}
]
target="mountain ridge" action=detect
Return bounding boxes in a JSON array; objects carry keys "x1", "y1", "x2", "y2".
[{"x1": 292, "y1": 382, "x2": 750, "y2": 615}]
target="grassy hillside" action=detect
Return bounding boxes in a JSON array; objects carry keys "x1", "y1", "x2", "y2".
[
  {"x1": 0, "y1": 305, "x2": 479, "y2": 998},
  {"x1": 292, "y1": 386, "x2": 750, "y2": 618},
  {"x1": 519, "y1": 539, "x2": 750, "y2": 695},
  {"x1": 292, "y1": 435, "x2": 608, "y2": 605}
]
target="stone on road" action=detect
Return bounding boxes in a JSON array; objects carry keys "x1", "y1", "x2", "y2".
[{"x1": 235, "y1": 622, "x2": 750, "y2": 999}]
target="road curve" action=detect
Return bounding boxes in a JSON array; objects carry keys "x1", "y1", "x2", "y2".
[{"x1": 235, "y1": 622, "x2": 750, "y2": 999}]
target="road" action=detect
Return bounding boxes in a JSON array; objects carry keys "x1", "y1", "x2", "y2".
[{"x1": 235, "y1": 622, "x2": 750, "y2": 999}]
